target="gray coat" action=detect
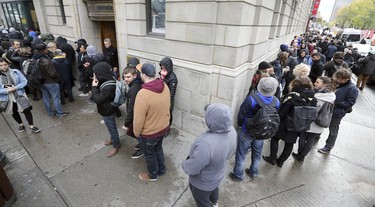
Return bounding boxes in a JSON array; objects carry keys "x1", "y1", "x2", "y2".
[
  {"x1": 358, "y1": 53, "x2": 375, "y2": 75},
  {"x1": 182, "y1": 103, "x2": 236, "y2": 191},
  {"x1": 307, "y1": 91, "x2": 336, "y2": 134}
]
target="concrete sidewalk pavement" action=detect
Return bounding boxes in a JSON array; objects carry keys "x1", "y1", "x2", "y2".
[{"x1": 1, "y1": 83, "x2": 375, "y2": 207}]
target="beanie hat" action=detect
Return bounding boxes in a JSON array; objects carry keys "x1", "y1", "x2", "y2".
[
  {"x1": 128, "y1": 57, "x2": 140, "y2": 67},
  {"x1": 141, "y1": 63, "x2": 156, "y2": 77},
  {"x1": 280, "y1": 44, "x2": 289, "y2": 52},
  {"x1": 257, "y1": 77, "x2": 278, "y2": 97},
  {"x1": 258, "y1": 61, "x2": 272, "y2": 70}
]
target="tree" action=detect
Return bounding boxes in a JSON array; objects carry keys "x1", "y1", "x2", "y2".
[{"x1": 334, "y1": 0, "x2": 375, "y2": 29}]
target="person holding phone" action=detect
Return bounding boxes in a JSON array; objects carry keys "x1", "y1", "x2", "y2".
[{"x1": 0, "y1": 58, "x2": 40, "y2": 133}]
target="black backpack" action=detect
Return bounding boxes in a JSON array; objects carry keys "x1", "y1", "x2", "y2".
[
  {"x1": 315, "y1": 102, "x2": 334, "y2": 127},
  {"x1": 245, "y1": 94, "x2": 280, "y2": 140},
  {"x1": 286, "y1": 105, "x2": 317, "y2": 132},
  {"x1": 24, "y1": 59, "x2": 44, "y2": 87}
]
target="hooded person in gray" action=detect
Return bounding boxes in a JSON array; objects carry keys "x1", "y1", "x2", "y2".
[{"x1": 182, "y1": 103, "x2": 236, "y2": 207}]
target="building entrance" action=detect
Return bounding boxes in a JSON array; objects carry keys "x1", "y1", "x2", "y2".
[{"x1": 100, "y1": 21, "x2": 117, "y2": 49}]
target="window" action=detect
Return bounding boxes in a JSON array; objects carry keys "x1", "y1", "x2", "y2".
[
  {"x1": 146, "y1": 0, "x2": 165, "y2": 35},
  {"x1": 59, "y1": 0, "x2": 66, "y2": 25}
]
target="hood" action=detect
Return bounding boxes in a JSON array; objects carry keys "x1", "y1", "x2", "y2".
[
  {"x1": 205, "y1": 103, "x2": 232, "y2": 133},
  {"x1": 142, "y1": 78, "x2": 165, "y2": 93},
  {"x1": 32, "y1": 37, "x2": 44, "y2": 47},
  {"x1": 86, "y1": 45, "x2": 97, "y2": 57},
  {"x1": 92, "y1": 62, "x2": 114, "y2": 82},
  {"x1": 56, "y1": 36, "x2": 67, "y2": 47},
  {"x1": 159, "y1": 57, "x2": 173, "y2": 73},
  {"x1": 315, "y1": 92, "x2": 336, "y2": 103},
  {"x1": 93, "y1": 53, "x2": 106, "y2": 63}
]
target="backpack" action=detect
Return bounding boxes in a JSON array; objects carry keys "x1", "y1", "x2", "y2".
[
  {"x1": 286, "y1": 105, "x2": 318, "y2": 132},
  {"x1": 315, "y1": 102, "x2": 334, "y2": 128},
  {"x1": 23, "y1": 59, "x2": 44, "y2": 87},
  {"x1": 245, "y1": 94, "x2": 280, "y2": 140},
  {"x1": 100, "y1": 80, "x2": 128, "y2": 107}
]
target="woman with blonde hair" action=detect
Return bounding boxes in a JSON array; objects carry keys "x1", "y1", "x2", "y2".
[{"x1": 292, "y1": 63, "x2": 311, "y2": 78}]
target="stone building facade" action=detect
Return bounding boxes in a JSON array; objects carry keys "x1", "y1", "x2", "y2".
[{"x1": 2, "y1": 0, "x2": 313, "y2": 135}]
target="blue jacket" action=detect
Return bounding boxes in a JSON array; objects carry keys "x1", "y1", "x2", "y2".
[
  {"x1": 333, "y1": 80, "x2": 358, "y2": 118},
  {"x1": 0, "y1": 69, "x2": 27, "y2": 101},
  {"x1": 237, "y1": 92, "x2": 280, "y2": 130}
]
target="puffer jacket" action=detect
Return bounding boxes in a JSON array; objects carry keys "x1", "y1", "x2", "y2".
[
  {"x1": 0, "y1": 69, "x2": 27, "y2": 101},
  {"x1": 333, "y1": 80, "x2": 358, "y2": 118},
  {"x1": 358, "y1": 53, "x2": 375, "y2": 75},
  {"x1": 159, "y1": 57, "x2": 178, "y2": 103}
]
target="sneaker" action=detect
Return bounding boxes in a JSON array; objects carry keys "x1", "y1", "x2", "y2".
[
  {"x1": 318, "y1": 147, "x2": 331, "y2": 154},
  {"x1": 262, "y1": 155, "x2": 276, "y2": 166},
  {"x1": 131, "y1": 150, "x2": 143, "y2": 159},
  {"x1": 18, "y1": 125, "x2": 25, "y2": 132},
  {"x1": 134, "y1": 144, "x2": 140, "y2": 150},
  {"x1": 79, "y1": 93, "x2": 89, "y2": 97},
  {"x1": 210, "y1": 202, "x2": 218, "y2": 207},
  {"x1": 56, "y1": 112, "x2": 70, "y2": 117},
  {"x1": 49, "y1": 110, "x2": 57, "y2": 117},
  {"x1": 30, "y1": 127, "x2": 41, "y2": 133},
  {"x1": 100, "y1": 120, "x2": 105, "y2": 124},
  {"x1": 228, "y1": 172, "x2": 242, "y2": 182},
  {"x1": 245, "y1": 168, "x2": 256, "y2": 179},
  {"x1": 139, "y1": 172, "x2": 158, "y2": 182}
]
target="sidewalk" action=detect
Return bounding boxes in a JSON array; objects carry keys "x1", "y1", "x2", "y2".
[{"x1": 1, "y1": 83, "x2": 375, "y2": 207}]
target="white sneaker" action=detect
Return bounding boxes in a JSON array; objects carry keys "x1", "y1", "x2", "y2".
[
  {"x1": 100, "y1": 120, "x2": 105, "y2": 124},
  {"x1": 79, "y1": 93, "x2": 89, "y2": 97},
  {"x1": 210, "y1": 202, "x2": 218, "y2": 207}
]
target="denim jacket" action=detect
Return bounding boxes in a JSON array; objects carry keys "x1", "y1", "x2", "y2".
[{"x1": 0, "y1": 69, "x2": 27, "y2": 101}]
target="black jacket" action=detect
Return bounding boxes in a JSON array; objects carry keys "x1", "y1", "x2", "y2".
[
  {"x1": 309, "y1": 60, "x2": 324, "y2": 83},
  {"x1": 358, "y1": 53, "x2": 375, "y2": 75},
  {"x1": 104, "y1": 46, "x2": 119, "y2": 69},
  {"x1": 324, "y1": 59, "x2": 349, "y2": 77},
  {"x1": 90, "y1": 62, "x2": 117, "y2": 116},
  {"x1": 33, "y1": 54, "x2": 59, "y2": 84},
  {"x1": 52, "y1": 57, "x2": 71, "y2": 82},
  {"x1": 276, "y1": 86, "x2": 317, "y2": 143},
  {"x1": 124, "y1": 77, "x2": 143, "y2": 127},
  {"x1": 333, "y1": 80, "x2": 358, "y2": 118},
  {"x1": 160, "y1": 57, "x2": 178, "y2": 101}
]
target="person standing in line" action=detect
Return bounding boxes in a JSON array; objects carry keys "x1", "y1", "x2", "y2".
[
  {"x1": 90, "y1": 62, "x2": 121, "y2": 157},
  {"x1": 182, "y1": 103, "x2": 236, "y2": 207},
  {"x1": 229, "y1": 77, "x2": 280, "y2": 181},
  {"x1": 0, "y1": 58, "x2": 40, "y2": 133},
  {"x1": 318, "y1": 68, "x2": 358, "y2": 154},
  {"x1": 122, "y1": 65, "x2": 143, "y2": 159},
  {"x1": 159, "y1": 57, "x2": 178, "y2": 126},
  {"x1": 33, "y1": 44, "x2": 69, "y2": 117},
  {"x1": 356, "y1": 49, "x2": 375, "y2": 91},
  {"x1": 52, "y1": 49, "x2": 74, "y2": 104},
  {"x1": 293, "y1": 76, "x2": 336, "y2": 161},
  {"x1": 133, "y1": 63, "x2": 170, "y2": 181}
]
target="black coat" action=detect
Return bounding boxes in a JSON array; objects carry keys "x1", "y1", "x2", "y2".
[
  {"x1": 333, "y1": 80, "x2": 358, "y2": 118},
  {"x1": 324, "y1": 59, "x2": 348, "y2": 77},
  {"x1": 358, "y1": 54, "x2": 375, "y2": 75},
  {"x1": 124, "y1": 77, "x2": 143, "y2": 127},
  {"x1": 104, "y1": 46, "x2": 119, "y2": 69},
  {"x1": 309, "y1": 60, "x2": 324, "y2": 83},
  {"x1": 275, "y1": 87, "x2": 317, "y2": 143}
]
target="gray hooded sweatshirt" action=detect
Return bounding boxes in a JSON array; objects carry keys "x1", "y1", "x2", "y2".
[{"x1": 182, "y1": 103, "x2": 237, "y2": 191}]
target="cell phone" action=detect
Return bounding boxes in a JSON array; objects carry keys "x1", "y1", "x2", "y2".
[{"x1": 3, "y1": 84, "x2": 12, "y2": 88}]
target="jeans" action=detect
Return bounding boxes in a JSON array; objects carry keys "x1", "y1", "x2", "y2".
[
  {"x1": 40, "y1": 83, "x2": 62, "y2": 116},
  {"x1": 103, "y1": 114, "x2": 120, "y2": 148},
  {"x1": 190, "y1": 183, "x2": 218, "y2": 207},
  {"x1": 139, "y1": 135, "x2": 166, "y2": 179},
  {"x1": 232, "y1": 129, "x2": 264, "y2": 179},
  {"x1": 325, "y1": 116, "x2": 342, "y2": 149}
]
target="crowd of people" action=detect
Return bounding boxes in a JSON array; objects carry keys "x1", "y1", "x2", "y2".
[{"x1": 1, "y1": 27, "x2": 373, "y2": 207}]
